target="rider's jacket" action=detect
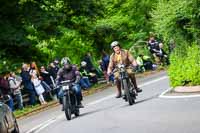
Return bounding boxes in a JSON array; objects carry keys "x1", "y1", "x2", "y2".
[
  {"x1": 57, "y1": 65, "x2": 80, "y2": 84},
  {"x1": 108, "y1": 49, "x2": 135, "y2": 72}
]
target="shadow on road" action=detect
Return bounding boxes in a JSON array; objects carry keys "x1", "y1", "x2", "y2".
[
  {"x1": 68, "y1": 104, "x2": 117, "y2": 120},
  {"x1": 119, "y1": 94, "x2": 159, "y2": 108},
  {"x1": 135, "y1": 94, "x2": 159, "y2": 104}
]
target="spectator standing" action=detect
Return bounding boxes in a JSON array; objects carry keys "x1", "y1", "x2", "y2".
[
  {"x1": 101, "y1": 51, "x2": 110, "y2": 83},
  {"x1": 53, "y1": 59, "x2": 60, "y2": 74},
  {"x1": 8, "y1": 72, "x2": 24, "y2": 110},
  {"x1": 29, "y1": 62, "x2": 47, "y2": 105},
  {"x1": 48, "y1": 62, "x2": 58, "y2": 82},
  {"x1": 20, "y1": 64, "x2": 36, "y2": 106},
  {"x1": 40, "y1": 66, "x2": 53, "y2": 89},
  {"x1": 147, "y1": 35, "x2": 159, "y2": 55}
]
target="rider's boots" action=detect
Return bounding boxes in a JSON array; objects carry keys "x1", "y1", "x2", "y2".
[
  {"x1": 130, "y1": 75, "x2": 142, "y2": 93},
  {"x1": 78, "y1": 102, "x2": 84, "y2": 108},
  {"x1": 77, "y1": 100, "x2": 84, "y2": 108},
  {"x1": 136, "y1": 87, "x2": 142, "y2": 93}
]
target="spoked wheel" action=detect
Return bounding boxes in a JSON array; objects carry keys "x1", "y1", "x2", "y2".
[
  {"x1": 65, "y1": 107, "x2": 72, "y2": 120},
  {"x1": 63, "y1": 96, "x2": 72, "y2": 120},
  {"x1": 122, "y1": 79, "x2": 134, "y2": 105}
]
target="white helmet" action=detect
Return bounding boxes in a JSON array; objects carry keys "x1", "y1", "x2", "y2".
[
  {"x1": 61, "y1": 57, "x2": 71, "y2": 66},
  {"x1": 110, "y1": 41, "x2": 120, "y2": 49},
  {"x1": 81, "y1": 61, "x2": 87, "y2": 67}
]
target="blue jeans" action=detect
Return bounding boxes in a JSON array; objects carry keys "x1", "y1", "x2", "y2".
[
  {"x1": 109, "y1": 74, "x2": 114, "y2": 83},
  {"x1": 6, "y1": 95, "x2": 14, "y2": 111},
  {"x1": 15, "y1": 93, "x2": 23, "y2": 109},
  {"x1": 80, "y1": 77, "x2": 91, "y2": 89},
  {"x1": 58, "y1": 84, "x2": 82, "y2": 103}
]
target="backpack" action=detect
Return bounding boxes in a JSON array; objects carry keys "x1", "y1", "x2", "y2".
[
  {"x1": 0, "y1": 77, "x2": 13, "y2": 95},
  {"x1": 0, "y1": 77, "x2": 9, "y2": 90}
]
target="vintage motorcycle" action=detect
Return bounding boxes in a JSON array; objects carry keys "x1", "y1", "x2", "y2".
[
  {"x1": 116, "y1": 64, "x2": 137, "y2": 105},
  {"x1": 59, "y1": 80, "x2": 80, "y2": 120}
]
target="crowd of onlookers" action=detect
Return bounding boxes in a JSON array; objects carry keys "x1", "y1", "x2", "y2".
[
  {"x1": 135, "y1": 34, "x2": 175, "y2": 72},
  {"x1": 0, "y1": 52, "x2": 115, "y2": 111},
  {"x1": 0, "y1": 34, "x2": 174, "y2": 111}
]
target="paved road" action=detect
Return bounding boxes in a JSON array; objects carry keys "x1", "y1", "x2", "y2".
[{"x1": 18, "y1": 71, "x2": 200, "y2": 133}]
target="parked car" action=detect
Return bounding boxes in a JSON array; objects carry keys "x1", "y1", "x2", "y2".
[{"x1": 0, "y1": 102, "x2": 19, "y2": 133}]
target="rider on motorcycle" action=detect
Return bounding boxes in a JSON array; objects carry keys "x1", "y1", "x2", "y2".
[
  {"x1": 56, "y1": 57, "x2": 84, "y2": 108},
  {"x1": 107, "y1": 41, "x2": 142, "y2": 98}
]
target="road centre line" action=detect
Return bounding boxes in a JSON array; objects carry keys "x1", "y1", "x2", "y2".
[{"x1": 26, "y1": 75, "x2": 168, "y2": 133}]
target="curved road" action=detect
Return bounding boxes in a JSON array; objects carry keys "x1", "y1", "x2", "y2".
[{"x1": 18, "y1": 71, "x2": 200, "y2": 133}]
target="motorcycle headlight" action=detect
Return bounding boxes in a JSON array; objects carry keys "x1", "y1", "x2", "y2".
[{"x1": 62, "y1": 85, "x2": 69, "y2": 91}]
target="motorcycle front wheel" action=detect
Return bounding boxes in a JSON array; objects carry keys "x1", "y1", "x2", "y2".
[
  {"x1": 122, "y1": 79, "x2": 134, "y2": 105},
  {"x1": 63, "y1": 95, "x2": 72, "y2": 120}
]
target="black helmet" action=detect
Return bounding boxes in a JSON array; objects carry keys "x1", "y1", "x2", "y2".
[{"x1": 110, "y1": 41, "x2": 120, "y2": 49}]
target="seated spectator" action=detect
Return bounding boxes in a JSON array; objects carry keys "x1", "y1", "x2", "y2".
[
  {"x1": 8, "y1": 72, "x2": 24, "y2": 110},
  {"x1": 82, "y1": 52, "x2": 101, "y2": 77},
  {"x1": 154, "y1": 43, "x2": 170, "y2": 65},
  {"x1": 136, "y1": 55, "x2": 145, "y2": 72},
  {"x1": 79, "y1": 61, "x2": 92, "y2": 90},
  {"x1": 80, "y1": 61, "x2": 98, "y2": 84},
  {"x1": 141, "y1": 55, "x2": 154, "y2": 70}
]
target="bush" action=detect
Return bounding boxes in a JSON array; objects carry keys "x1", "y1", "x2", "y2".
[{"x1": 168, "y1": 44, "x2": 200, "y2": 87}]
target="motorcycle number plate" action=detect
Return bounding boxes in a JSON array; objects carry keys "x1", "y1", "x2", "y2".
[{"x1": 63, "y1": 85, "x2": 69, "y2": 91}]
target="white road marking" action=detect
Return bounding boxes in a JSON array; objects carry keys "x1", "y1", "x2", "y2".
[
  {"x1": 34, "y1": 119, "x2": 57, "y2": 133},
  {"x1": 25, "y1": 75, "x2": 168, "y2": 133},
  {"x1": 26, "y1": 119, "x2": 56, "y2": 133},
  {"x1": 87, "y1": 76, "x2": 168, "y2": 107},
  {"x1": 159, "y1": 88, "x2": 200, "y2": 99}
]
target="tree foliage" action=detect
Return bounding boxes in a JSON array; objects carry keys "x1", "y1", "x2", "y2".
[
  {"x1": 151, "y1": 0, "x2": 200, "y2": 87},
  {"x1": 0, "y1": 0, "x2": 157, "y2": 71}
]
